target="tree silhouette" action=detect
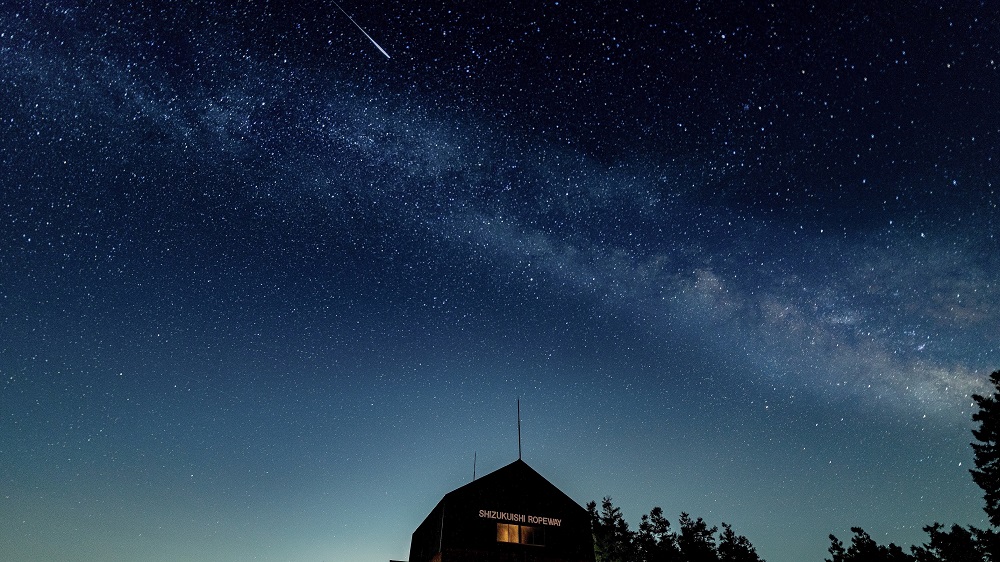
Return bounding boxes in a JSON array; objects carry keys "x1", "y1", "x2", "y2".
[
  {"x1": 970, "y1": 370, "x2": 1000, "y2": 528},
  {"x1": 589, "y1": 497, "x2": 636, "y2": 562},
  {"x1": 825, "y1": 528, "x2": 913, "y2": 562},
  {"x1": 677, "y1": 512, "x2": 719, "y2": 562},
  {"x1": 636, "y1": 506, "x2": 681, "y2": 562},
  {"x1": 717, "y1": 523, "x2": 763, "y2": 562},
  {"x1": 911, "y1": 523, "x2": 983, "y2": 562},
  {"x1": 587, "y1": 498, "x2": 762, "y2": 562}
]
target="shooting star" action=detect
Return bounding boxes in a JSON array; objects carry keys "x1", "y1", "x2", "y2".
[{"x1": 330, "y1": 0, "x2": 391, "y2": 59}]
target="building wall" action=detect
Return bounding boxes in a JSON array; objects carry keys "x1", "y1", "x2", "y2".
[
  {"x1": 439, "y1": 548, "x2": 594, "y2": 562},
  {"x1": 406, "y1": 460, "x2": 595, "y2": 562},
  {"x1": 409, "y1": 502, "x2": 444, "y2": 562}
]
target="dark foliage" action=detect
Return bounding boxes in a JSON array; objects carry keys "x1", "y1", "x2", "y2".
[
  {"x1": 971, "y1": 370, "x2": 1000, "y2": 528},
  {"x1": 636, "y1": 506, "x2": 681, "y2": 562},
  {"x1": 588, "y1": 497, "x2": 762, "y2": 562},
  {"x1": 972, "y1": 528, "x2": 1000, "y2": 562},
  {"x1": 911, "y1": 523, "x2": 985, "y2": 562},
  {"x1": 717, "y1": 523, "x2": 764, "y2": 562},
  {"x1": 678, "y1": 512, "x2": 719, "y2": 562},
  {"x1": 825, "y1": 528, "x2": 914, "y2": 562},
  {"x1": 588, "y1": 497, "x2": 637, "y2": 562},
  {"x1": 826, "y1": 522, "x2": 1000, "y2": 562}
]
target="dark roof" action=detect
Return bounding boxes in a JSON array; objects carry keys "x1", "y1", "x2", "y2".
[{"x1": 442, "y1": 458, "x2": 586, "y2": 512}]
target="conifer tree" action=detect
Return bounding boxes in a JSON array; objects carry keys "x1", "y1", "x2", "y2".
[{"x1": 971, "y1": 370, "x2": 1000, "y2": 527}]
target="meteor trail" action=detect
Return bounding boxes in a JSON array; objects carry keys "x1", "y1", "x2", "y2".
[{"x1": 330, "y1": 0, "x2": 391, "y2": 59}]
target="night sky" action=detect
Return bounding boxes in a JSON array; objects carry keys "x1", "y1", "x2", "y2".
[{"x1": 2, "y1": 1, "x2": 998, "y2": 561}]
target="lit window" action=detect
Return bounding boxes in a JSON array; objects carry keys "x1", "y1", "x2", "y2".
[
  {"x1": 497, "y1": 522, "x2": 519, "y2": 543},
  {"x1": 497, "y1": 523, "x2": 544, "y2": 546}
]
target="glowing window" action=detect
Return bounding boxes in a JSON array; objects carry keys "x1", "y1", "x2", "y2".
[
  {"x1": 497, "y1": 523, "x2": 519, "y2": 543},
  {"x1": 497, "y1": 523, "x2": 544, "y2": 546}
]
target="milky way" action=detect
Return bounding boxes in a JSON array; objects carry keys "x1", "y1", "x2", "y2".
[{"x1": 2, "y1": 2, "x2": 998, "y2": 561}]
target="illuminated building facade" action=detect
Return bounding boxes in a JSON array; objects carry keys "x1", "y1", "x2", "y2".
[{"x1": 402, "y1": 459, "x2": 595, "y2": 562}]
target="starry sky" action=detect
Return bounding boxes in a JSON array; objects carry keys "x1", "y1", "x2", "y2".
[{"x1": 2, "y1": 1, "x2": 998, "y2": 561}]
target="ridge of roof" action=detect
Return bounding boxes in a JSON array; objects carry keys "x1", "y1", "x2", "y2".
[{"x1": 438, "y1": 458, "x2": 586, "y2": 513}]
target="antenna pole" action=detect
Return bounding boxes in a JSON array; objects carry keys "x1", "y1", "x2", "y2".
[
  {"x1": 517, "y1": 398, "x2": 522, "y2": 460},
  {"x1": 473, "y1": 451, "x2": 477, "y2": 481}
]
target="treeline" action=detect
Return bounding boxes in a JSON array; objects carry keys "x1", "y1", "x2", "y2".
[
  {"x1": 588, "y1": 498, "x2": 762, "y2": 562},
  {"x1": 588, "y1": 370, "x2": 1000, "y2": 562},
  {"x1": 825, "y1": 369, "x2": 1000, "y2": 561},
  {"x1": 826, "y1": 524, "x2": 998, "y2": 562}
]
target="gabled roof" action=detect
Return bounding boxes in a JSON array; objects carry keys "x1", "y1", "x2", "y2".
[{"x1": 442, "y1": 458, "x2": 585, "y2": 511}]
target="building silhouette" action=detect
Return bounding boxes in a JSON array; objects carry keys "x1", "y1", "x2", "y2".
[{"x1": 399, "y1": 458, "x2": 595, "y2": 562}]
